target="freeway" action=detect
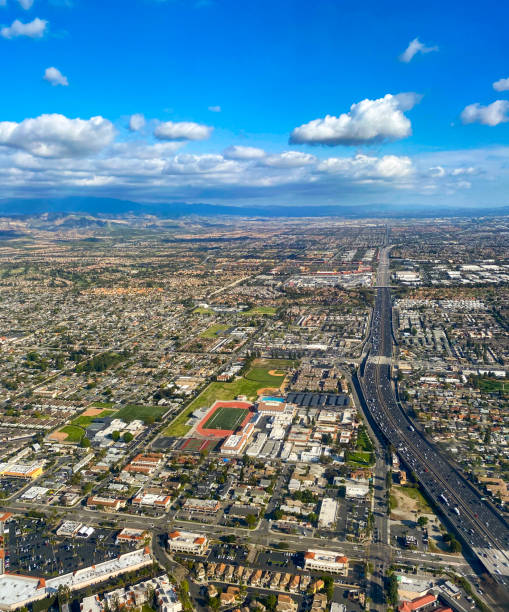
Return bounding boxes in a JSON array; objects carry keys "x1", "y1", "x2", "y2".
[{"x1": 357, "y1": 246, "x2": 509, "y2": 609}]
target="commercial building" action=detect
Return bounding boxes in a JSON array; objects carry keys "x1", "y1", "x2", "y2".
[
  {"x1": 318, "y1": 497, "x2": 337, "y2": 529},
  {"x1": 183, "y1": 498, "x2": 220, "y2": 514},
  {"x1": 132, "y1": 492, "x2": 172, "y2": 509},
  {"x1": 398, "y1": 594, "x2": 437, "y2": 612},
  {"x1": 0, "y1": 548, "x2": 152, "y2": 611},
  {"x1": 167, "y1": 531, "x2": 208, "y2": 554},
  {"x1": 345, "y1": 481, "x2": 370, "y2": 498},
  {"x1": 0, "y1": 462, "x2": 43, "y2": 479},
  {"x1": 304, "y1": 550, "x2": 349, "y2": 576},
  {"x1": 123, "y1": 453, "x2": 163, "y2": 476},
  {"x1": 86, "y1": 496, "x2": 126, "y2": 511},
  {"x1": 57, "y1": 521, "x2": 84, "y2": 537},
  {"x1": 116, "y1": 528, "x2": 148, "y2": 545}
]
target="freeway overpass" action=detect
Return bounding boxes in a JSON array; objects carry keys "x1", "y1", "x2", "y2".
[{"x1": 357, "y1": 246, "x2": 509, "y2": 610}]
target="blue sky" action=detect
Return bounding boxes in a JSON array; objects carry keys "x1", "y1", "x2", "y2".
[{"x1": 0, "y1": 0, "x2": 508, "y2": 208}]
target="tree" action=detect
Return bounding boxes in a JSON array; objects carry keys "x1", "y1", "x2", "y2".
[
  {"x1": 388, "y1": 574, "x2": 399, "y2": 606},
  {"x1": 417, "y1": 516, "x2": 428, "y2": 528},
  {"x1": 222, "y1": 534, "x2": 236, "y2": 544},
  {"x1": 80, "y1": 437, "x2": 91, "y2": 448},
  {"x1": 57, "y1": 584, "x2": 71, "y2": 605},
  {"x1": 266, "y1": 594, "x2": 277, "y2": 610},
  {"x1": 111, "y1": 430, "x2": 120, "y2": 441},
  {"x1": 322, "y1": 575, "x2": 334, "y2": 601},
  {"x1": 449, "y1": 537, "x2": 462, "y2": 553},
  {"x1": 122, "y1": 432, "x2": 133, "y2": 443},
  {"x1": 246, "y1": 513, "x2": 257, "y2": 529}
]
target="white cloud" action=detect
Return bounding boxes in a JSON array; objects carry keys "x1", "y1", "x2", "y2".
[
  {"x1": 154, "y1": 120, "x2": 213, "y2": 141},
  {"x1": 451, "y1": 166, "x2": 476, "y2": 176},
  {"x1": 208, "y1": 105, "x2": 221, "y2": 112},
  {"x1": 128, "y1": 113, "x2": 146, "y2": 132},
  {"x1": 460, "y1": 100, "x2": 509, "y2": 126},
  {"x1": 0, "y1": 114, "x2": 114, "y2": 158},
  {"x1": 1, "y1": 17, "x2": 47, "y2": 38},
  {"x1": 43, "y1": 66, "x2": 68, "y2": 86},
  {"x1": 223, "y1": 145, "x2": 266, "y2": 160},
  {"x1": 493, "y1": 77, "x2": 509, "y2": 92},
  {"x1": 318, "y1": 154, "x2": 413, "y2": 180},
  {"x1": 399, "y1": 37, "x2": 438, "y2": 63},
  {"x1": 18, "y1": 0, "x2": 35, "y2": 9},
  {"x1": 429, "y1": 166, "x2": 446, "y2": 178},
  {"x1": 289, "y1": 93, "x2": 419, "y2": 146},
  {"x1": 262, "y1": 151, "x2": 316, "y2": 168}
]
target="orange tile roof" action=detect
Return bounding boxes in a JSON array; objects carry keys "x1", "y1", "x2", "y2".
[{"x1": 398, "y1": 593, "x2": 437, "y2": 612}]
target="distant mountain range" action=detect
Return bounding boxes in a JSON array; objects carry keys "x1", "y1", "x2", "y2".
[{"x1": 1, "y1": 197, "x2": 508, "y2": 219}]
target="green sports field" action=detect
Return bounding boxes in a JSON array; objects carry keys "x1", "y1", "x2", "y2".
[
  {"x1": 163, "y1": 358, "x2": 298, "y2": 437},
  {"x1": 202, "y1": 406, "x2": 248, "y2": 431}
]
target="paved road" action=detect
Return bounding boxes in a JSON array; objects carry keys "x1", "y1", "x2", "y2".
[{"x1": 357, "y1": 245, "x2": 509, "y2": 611}]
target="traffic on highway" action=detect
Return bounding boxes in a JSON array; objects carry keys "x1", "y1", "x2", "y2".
[{"x1": 358, "y1": 247, "x2": 509, "y2": 604}]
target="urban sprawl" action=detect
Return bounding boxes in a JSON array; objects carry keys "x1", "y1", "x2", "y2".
[{"x1": 0, "y1": 214, "x2": 508, "y2": 612}]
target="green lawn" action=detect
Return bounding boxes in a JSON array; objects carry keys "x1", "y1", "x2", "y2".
[
  {"x1": 200, "y1": 323, "x2": 230, "y2": 338},
  {"x1": 203, "y1": 406, "x2": 249, "y2": 430},
  {"x1": 163, "y1": 358, "x2": 295, "y2": 437},
  {"x1": 479, "y1": 377, "x2": 509, "y2": 394},
  {"x1": 244, "y1": 366, "x2": 285, "y2": 387},
  {"x1": 193, "y1": 306, "x2": 214, "y2": 314},
  {"x1": 115, "y1": 404, "x2": 167, "y2": 423},
  {"x1": 241, "y1": 306, "x2": 278, "y2": 316},
  {"x1": 164, "y1": 379, "x2": 259, "y2": 437},
  {"x1": 71, "y1": 409, "x2": 116, "y2": 428},
  {"x1": 356, "y1": 427, "x2": 374, "y2": 452},
  {"x1": 346, "y1": 450, "x2": 374, "y2": 466},
  {"x1": 60, "y1": 425, "x2": 85, "y2": 442}
]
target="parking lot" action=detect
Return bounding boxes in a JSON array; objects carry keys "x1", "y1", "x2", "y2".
[
  {"x1": 0, "y1": 476, "x2": 27, "y2": 498},
  {"x1": 332, "y1": 497, "x2": 371, "y2": 541},
  {"x1": 206, "y1": 543, "x2": 250, "y2": 565},
  {"x1": 5, "y1": 519, "x2": 129, "y2": 577}
]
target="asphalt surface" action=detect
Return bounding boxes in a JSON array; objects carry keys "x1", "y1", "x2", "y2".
[{"x1": 357, "y1": 245, "x2": 509, "y2": 610}]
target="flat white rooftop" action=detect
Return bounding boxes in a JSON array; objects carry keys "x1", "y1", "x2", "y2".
[{"x1": 0, "y1": 548, "x2": 152, "y2": 610}]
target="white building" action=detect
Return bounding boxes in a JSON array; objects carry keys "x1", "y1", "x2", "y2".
[
  {"x1": 304, "y1": 549, "x2": 349, "y2": 575},
  {"x1": 0, "y1": 549, "x2": 152, "y2": 611},
  {"x1": 167, "y1": 531, "x2": 208, "y2": 554},
  {"x1": 318, "y1": 497, "x2": 337, "y2": 529},
  {"x1": 345, "y1": 481, "x2": 370, "y2": 498}
]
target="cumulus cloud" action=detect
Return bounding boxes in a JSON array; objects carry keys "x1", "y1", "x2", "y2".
[
  {"x1": 43, "y1": 66, "x2": 68, "y2": 86},
  {"x1": 154, "y1": 120, "x2": 213, "y2": 141},
  {"x1": 289, "y1": 93, "x2": 419, "y2": 146},
  {"x1": 399, "y1": 37, "x2": 438, "y2": 63},
  {"x1": 208, "y1": 105, "x2": 221, "y2": 112},
  {"x1": 460, "y1": 100, "x2": 509, "y2": 126},
  {"x1": 318, "y1": 154, "x2": 413, "y2": 180},
  {"x1": 0, "y1": 114, "x2": 114, "y2": 158},
  {"x1": 223, "y1": 145, "x2": 266, "y2": 160},
  {"x1": 262, "y1": 151, "x2": 316, "y2": 168},
  {"x1": 1, "y1": 17, "x2": 47, "y2": 38},
  {"x1": 128, "y1": 113, "x2": 146, "y2": 132},
  {"x1": 18, "y1": 0, "x2": 35, "y2": 8},
  {"x1": 493, "y1": 77, "x2": 509, "y2": 92}
]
